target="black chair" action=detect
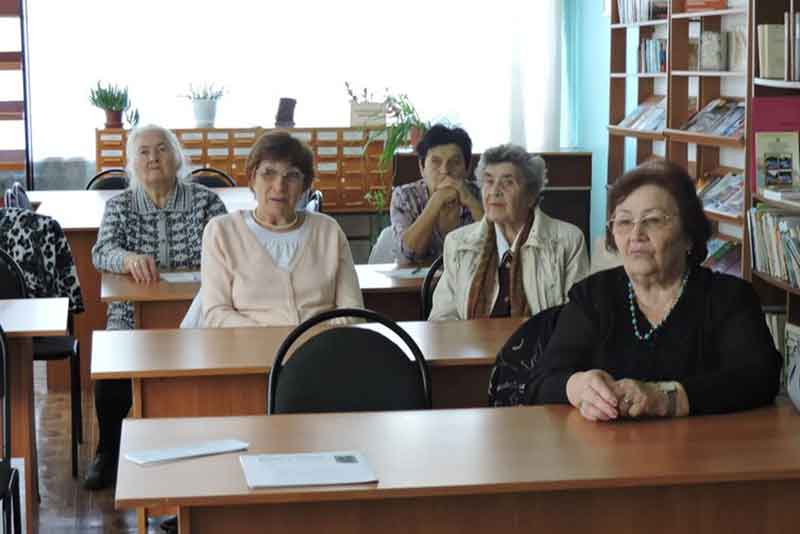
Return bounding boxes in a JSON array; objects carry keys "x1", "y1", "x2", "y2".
[
  {"x1": 0, "y1": 326, "x2": 22, "y2": 534},
  {"x1": 86, "y1": 168, "x2": 129, "y2": 190},
  {"x1": 305, "y1": 189, "x2": 323, "y2": 213},
  {"x1": 189, "y1": 167, "x2": 236, "y2": 188},
  {"x1": 0, "y1": 249, "x2": 82, "y2": 478},
  {"x1": 420, "y1": 255, "x2": 445, "y2": 319},
  {"x1": 268, "y1": 308, "x2": 431, "y2": 414}
]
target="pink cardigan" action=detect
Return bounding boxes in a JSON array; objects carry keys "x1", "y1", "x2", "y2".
[{"x1": 201, "y1": 211, "x2": 364, "y2": 327}]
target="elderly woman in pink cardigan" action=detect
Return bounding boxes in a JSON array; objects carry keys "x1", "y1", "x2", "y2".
[{"x1": 200, "y1": 131, "x2": 363, "y2": 326}]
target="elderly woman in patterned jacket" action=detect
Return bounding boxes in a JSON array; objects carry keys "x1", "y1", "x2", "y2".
[{"x1": 86, "y1": 124, "x2": 227, "y2": 491}]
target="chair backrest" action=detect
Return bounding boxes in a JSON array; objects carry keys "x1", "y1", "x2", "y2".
[
  {"x1": 488, "y1": 305, "x2": 564, "y2": 407},
  {"x1": 305, "y1": 189, "x2": 323, "y2": 213},
  {"x1": 268, "y1": 308, "x2": 432, "y2": 414},
  {"x1": 4, "y1": 181, "x2": 31, "y2": 209},
  {"x1": 367, "y1": 226, "x2": 396, "y2": 264},
  {"x1": 1, "y1": 325, "x2": 10, "y2": 462},
  {"x1": 189, "y1": 167, "x2": 236, "y2": 188},
  {"x1": 0, "y1": 248, "x2": 28, "y2": 300},
  {"x1": 420, "y1": 255, "x2": 444, "y2": 319},
  {"x1": 86, "y1": 168, "x2": 129, "y2": 190}
]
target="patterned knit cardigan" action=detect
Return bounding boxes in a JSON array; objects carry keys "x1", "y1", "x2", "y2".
[{"x1": 92, "y1": 182, "x2": 227, "y2": 330}]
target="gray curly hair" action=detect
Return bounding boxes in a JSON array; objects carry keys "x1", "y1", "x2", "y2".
[
  {"x1": 475, "y1": 144, "x2": 548, "y2": 198},
  {"x1": 125, "y1": 124, "x2": 191, "y2": 188}
]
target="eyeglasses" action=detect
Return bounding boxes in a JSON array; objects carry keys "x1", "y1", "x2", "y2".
[
  {"x1": 480, "y1": 176, "x2": 518, "y2": 192},
  {"x1": 607, "y1": 213, "x2": 675, "y2": 235},
  {"x1": 256, "y1": 166, "x2": 305, "y2": 186}
]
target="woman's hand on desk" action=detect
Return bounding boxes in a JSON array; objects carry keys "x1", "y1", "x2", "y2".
[
  {"x1": 566, "y1": 370, "x2": 619, "y2": 421},
  {"x1": 612, "y1": 379, "x2": 665, "y2": 418},
  {"x1": 123, "y1": 254, "x2": 159, "y2": 283}
]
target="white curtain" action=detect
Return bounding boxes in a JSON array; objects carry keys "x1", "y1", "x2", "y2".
[
  {"x1": 25, "y1": 0, "x2": 564, "y2": 162},
  {"x1": 509, "y1": 1, "x2": 562, "y2": 150}
]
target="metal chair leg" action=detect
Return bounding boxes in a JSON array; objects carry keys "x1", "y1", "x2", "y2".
[{"x1": 70, "y1": 344, "x2": 81, "y2": 478}]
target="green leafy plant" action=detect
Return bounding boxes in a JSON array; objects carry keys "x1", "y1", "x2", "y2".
[
  {"x1": 366, "y1": 93, "x2": 429, "y2": 171},
  {"x1": 89, "y1": 82, "x2": 130, "y2": 111},
  {"x1": 125, "y1": 107, "x2": 140, "y2": 127},
  {"x1": 364, "y1": 188, "x2": 388, "y2": 213},
  {"x1": 345, "y1": 81, "x2": 381, "y2": 104},
  {"x1": 182, "y1": 83, "x2": 225, "y2": 101}
]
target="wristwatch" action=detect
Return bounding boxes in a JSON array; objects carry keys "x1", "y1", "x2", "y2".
[{"x1": 657, "y1": 381, "x2": 678, "y2": 417}]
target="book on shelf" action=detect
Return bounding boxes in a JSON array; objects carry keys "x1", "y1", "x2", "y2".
[
  {"x1": 640, "y1": 38, "x2": 667, "y2": 73},
  {"x1": 681, "y1": 98, "x2": 745, "y2": 138},
  {"x1": 754, "y1": 132, "x2": 799, "y2": 190},
  {"x1": 727, "y1": 24, "x2": 747, "y2": 73},
  {"x1": 617, "y1": 95, "x2": 666, "y2": 131},
  {"x1": 688, "y1": 21, "x2": 701, "y2": 71},
  {"x1": 685, "y1": 0, "x2": 726, "y2": 12},
  {"x1": 757, "y1": 24, "x2": 785, "y2": 79},
  {"x1": 700, "y1": 30, "x2": 728, "y2": 71},
  {"x1": 616, "y1": 0, "x2": 667, "y2": 24},
  {"x1": 747, "y1": 207, "x2": 800, "y2": 286},
  {"x1": 700, "y1": 171, "x2": 744, "y2": 217},
  {"x1": 703, "y1": 240, "x2": 741, "y2": 275},
  {"x1": 761, "y1": 188, "x2": 800, "y2": 202},
  {"x1": 796, "y1": 13, "x2": 800, "y2": 81},
  {"x1": 784, "y1": 323, "x2": 800, "y2": 397},
  {"x1": 750, "y1": 97, "x2": 800, "y2": 192}
]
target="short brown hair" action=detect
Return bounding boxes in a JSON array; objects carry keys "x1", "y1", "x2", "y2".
[
  {"x1": 246, "y1": 131, "x2": 315, "y2": 190},
  {"x1": 606, "y1": 159, "x2": 711, "y2": 267}
]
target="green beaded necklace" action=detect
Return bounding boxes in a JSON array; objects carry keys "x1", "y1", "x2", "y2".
[{"x1": 628, "y1": 269, "x2": 690, "y2": 342}]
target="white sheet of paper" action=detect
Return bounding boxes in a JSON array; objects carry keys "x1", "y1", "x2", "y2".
[
  {"x1": 160, "y1": 271, "x2": 201, "y2": 283},
  {"x1": 376, "y1": 267, "x2": 430, "y2": 279},
  {"x1": 239, "y1": 451, "x2": 377, "y2": 489},
  {"x1": 125, "y1": 439, "x2": 249, "y2": 465}
]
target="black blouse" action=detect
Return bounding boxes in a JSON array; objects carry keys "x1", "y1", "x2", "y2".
[{"x1": 528, "y1": 266, "x2": 781, "y2": 415}]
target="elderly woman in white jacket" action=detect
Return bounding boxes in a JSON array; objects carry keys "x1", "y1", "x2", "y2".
[{"x1": 429, "y1": 144, "x2": 588, "y2": 320}]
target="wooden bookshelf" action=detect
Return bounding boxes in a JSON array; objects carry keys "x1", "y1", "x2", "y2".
[
  {"x1": 745, "y1": 0, "x2": 800, "y2": 312},
  {"x1": 607, "y1": 125, "x2": 665, "y2": 141},
  {"x1": 607, "y1": 3, "x2": 670, "y2": 185},
  {"x1": 671, "y1": 8, "x2": 747, "y2": 19},
  {"x1": 671, "y1": 70, "x2": 746, "y2": 77},
  {"x1": 663, "y1": 128, "x2": 745, "y2": 147}
]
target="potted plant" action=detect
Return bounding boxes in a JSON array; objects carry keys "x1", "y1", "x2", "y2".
[
  {"x1": 361, "y1": 92, "x2": 428, "y2": 237},
  {"x1": 346, "y1": 82, "x2": 385, "y2": 127},
  {"x1": 89, "y1": 82, "x2": 131, "y2": 129},
  {"x1": 183, "y1": 83, "x2": 224, "y2": 128}
]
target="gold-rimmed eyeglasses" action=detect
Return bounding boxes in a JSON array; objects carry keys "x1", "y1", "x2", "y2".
[{"x1": 607, "y1": 213, "x2": 676, "y2": 235}]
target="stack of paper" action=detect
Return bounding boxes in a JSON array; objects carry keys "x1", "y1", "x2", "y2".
[{"x1": 239, "y1": 451, "x2": 377, "y2": 489}]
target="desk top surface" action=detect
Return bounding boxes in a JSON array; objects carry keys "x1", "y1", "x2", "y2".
[
  {"x1": 100, "y1": 263, "x2": 425, "y2": 302},
  {"x1": 0, "y1": 298, "x2": 69, "y2": 337},
  {"x1": 91, "y1": 317, "x2": 522, "y2": 377},
  {"x1": 115, "y1": 403, "x2": 800, "y2": 508},
  {"x1": 30, "y1": 188, "x2": 256, "y2": 232}
]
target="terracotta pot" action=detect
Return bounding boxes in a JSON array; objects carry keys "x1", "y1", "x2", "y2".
[{"x1": 104, "y1": 110, "x2": 123, "y2": 129}]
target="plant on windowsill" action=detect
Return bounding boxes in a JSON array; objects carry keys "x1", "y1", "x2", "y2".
[
  {"x1": 361, "y1": 92, "x2": 429, "y2": 240},
  {"x1": 89, "y1": 82, "x2": 131, "y2": 129},
  {"x1": 182, "y1": 83, "x2": 225, "y2": 128}
]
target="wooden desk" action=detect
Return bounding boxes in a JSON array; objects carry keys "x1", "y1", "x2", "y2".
[
  {"x1": 99, "y1": 263, "x2": 426, "y2": 330},
  {"x1": 91, "y1": 318, "x2": 522, "y2": 413},
  {"x1": 29, "y1": 188, "x2": 256, "y2": 391},
  {"x1": 116, "y1": 404, "x2": 800, "y2": 534},
  {"x1": 0, "y1": 298, "x2": 69, "y2": 534}
]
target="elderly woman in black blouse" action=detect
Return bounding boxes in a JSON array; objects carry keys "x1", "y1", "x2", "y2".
[
  {"x1": 87, "y1": 124, "x2": 226, "y2": 492},
  {"x1": 528, "y1": 160, "x2": 780, "y2": 420}
]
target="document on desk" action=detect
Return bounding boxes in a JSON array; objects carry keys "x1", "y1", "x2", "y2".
[
  {"x1": 125, "y1": 439, "x2": 249, "y2": 465},
  {"x1": 376, "y1": 267, "x2": 430, "y2": 279},
  {"x1": 239, "y1": 451, "x2": 377, "y2": 489},
  {"x1": 160, "y1": 271, "x2": 201, "y2": 283}
]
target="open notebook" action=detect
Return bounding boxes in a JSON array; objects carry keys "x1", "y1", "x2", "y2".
[{"x1": 239, "y1": 451, "x2": 377, "y2": 489}]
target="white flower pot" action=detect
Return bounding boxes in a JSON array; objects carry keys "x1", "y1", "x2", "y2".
[
  {"x1": 350, "y1": 102, "x2": 386, "y2": 127},
  {"x1": 193, "y1": 99, "x2": 218, "y2": 128}
]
